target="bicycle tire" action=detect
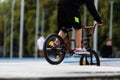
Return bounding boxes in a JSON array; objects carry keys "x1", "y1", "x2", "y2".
[
  {"x1": 80, "y1": 49, "x2": 100, "y2": 66},
  {"x1": 43, "y1": 34, "x2": 65, "y2": 65}
]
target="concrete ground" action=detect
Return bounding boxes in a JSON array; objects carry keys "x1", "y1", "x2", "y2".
[{"x1": 0, "y1": 58, "x2": 120, "y2": 80}]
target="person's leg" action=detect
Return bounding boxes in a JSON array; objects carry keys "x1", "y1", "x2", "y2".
[
  {"x1": 75, "y1": 29, "x2": 82, "y2": 48},
  {"x1": 74, "y1": 28, "x2": 90, "y2": 54},
  {"x1": 64, "y1": 7, "x2": 82, "y2": 49},
  {"x1": 58, "y1": 30, "x2": 67, "y2": 39},
  {"x1": 56, "y1": 6, "x2": 69, "y2": 43},
  {"x1": 54, "y1": 30, "x2": 67, "y2": 44}
]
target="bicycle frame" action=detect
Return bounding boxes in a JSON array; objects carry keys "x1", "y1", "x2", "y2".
[
  {"x1": 82, "y1": 23, "x2": 98, "y2": 48},
  {"x1": 43, "y1": 23, "x2": 100, "y2": 65},
  {"x1": 61, "y1": 39, "x2": 75, "y2": 53},
  {"x1": 60, "y1": 23, "x2": 99, "y2": 54}
]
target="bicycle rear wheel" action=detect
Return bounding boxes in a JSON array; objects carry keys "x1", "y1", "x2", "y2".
[
  {"x1": 43, "y1": 34, "x2": 65, "y2": 65},
  {"x1": 80, "y1": 49, "x2": 100, "y2": 66}
]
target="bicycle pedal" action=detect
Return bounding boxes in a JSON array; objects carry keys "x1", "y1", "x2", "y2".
[{"x1": 49, "y1": 41, "x2": 54, "y2": 46}]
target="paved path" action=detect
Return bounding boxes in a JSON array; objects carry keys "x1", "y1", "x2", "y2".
[{"x1": 0, "y1": 58, "x2": 120, "y2": 80}]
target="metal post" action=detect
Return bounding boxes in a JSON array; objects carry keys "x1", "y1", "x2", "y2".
[
  {"x1": 10, "y1": 0, "x2": 15, "y2": 58},
  {"x1": 93, "y1": 0, "x2": 98, "y2": 51},
  {"x1": 109, "y1": 0, "x2": 114, "y2": 40},
  {"x1": 84, "y1": 6, "x2": 87, "y2": 25},
  {"x1": 19, "y1": 0, "x2": 24, "y2": 58},
  {"x1": 3, "y1": 19, "x2": 7, "y2": 57},
  {"x1": 35, "y1": 0, "x2": 40, "y2": 58},
  {"x1": 83, "y1": 6, "x2": 87, "y2": 38},
  {"x1": 71, "y1": 28, "x2": 75, "y2": 49},
  {"x1": 41, "y1": 8, "x2": 45, "y2": 36},
  {"x1": 36, "y1": 0, "x2": 40, "y2": 36}
]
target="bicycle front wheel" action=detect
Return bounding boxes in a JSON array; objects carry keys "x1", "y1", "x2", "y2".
[
  {"x1": 43, "y1": 34, "x2": 65, "y2": 65},
  {"x1": 80, "y1": 49, "x2": 100, "y2": 66}
]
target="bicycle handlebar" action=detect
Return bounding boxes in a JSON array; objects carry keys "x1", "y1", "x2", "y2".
[
  {"x1": 83, "y1": 23, "x2": 102, "y2": 36},
  {"x1": 84, "y1": 23, "x2": 101, "y2": 29}
]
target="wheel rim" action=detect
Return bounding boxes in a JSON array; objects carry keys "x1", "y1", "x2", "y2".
[
  {"x1": 80, "y1": 51, "x2": 100, "y2": 66},
  {"x1": 44, "y1": 35, "x2": 65, "y2": 63}
]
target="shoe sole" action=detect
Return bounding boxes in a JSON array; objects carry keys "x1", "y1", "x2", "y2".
[{"x1": 75, "y1": 52, "x2": 90, "y2": 55}]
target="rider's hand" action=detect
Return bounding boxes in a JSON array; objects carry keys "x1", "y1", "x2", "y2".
[
  {"x1": 97, "y1": 22, "x2": 103, "y2": 26},
  {"x1": 96, "y1": 20, "x2": 103, "y2": 26}
]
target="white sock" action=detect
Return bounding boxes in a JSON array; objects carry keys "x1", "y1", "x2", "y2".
[
  {"x1": 83, "y1": 47, "x2": 86, "y2": 50},
  {"x1": 76, "y1": 47, "x2": 82, "y2": 50}
]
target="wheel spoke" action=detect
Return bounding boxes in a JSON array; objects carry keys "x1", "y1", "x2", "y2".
[{"x1": 43, "y1": 34, "x2": 65, "y2": 65}]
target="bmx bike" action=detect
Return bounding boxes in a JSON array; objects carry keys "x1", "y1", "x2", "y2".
[{"x1": 43, "y1": 23, "x2": 100, "y2": 66}]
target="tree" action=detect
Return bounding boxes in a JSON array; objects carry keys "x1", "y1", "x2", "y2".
[{"x1": 0, "y1": 0, "x2": 120, "y2": 57}]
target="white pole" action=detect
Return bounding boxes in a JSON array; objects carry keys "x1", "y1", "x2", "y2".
[
  {"x1": 41, "y1": 8, "x2": 45, "y2": 36},
  {"x1": 83, "y1": 6, "x2": 87, "y2": 38},
  {"x1": 10, "y1": 0, "x2": 15, "y2": 58},
  {"x1": 35, "y1": 0, "x2": 40, "y2": 58},
  {"x1": 71, "y1": 28, "x2": 75, "y2": 49},
  {"x1": 109, "y1": 0, "x2": 114, "y2": 40},
  {"x1": 19, "y1": 0, "x2": 24, "y2": 58},
  {"x1": 84, "y1": 6, "x2": 87, "y2": 25},
  {"x1": 3, "y1": 19, "x2": 7, "y2": 57},
  {"x1": 93, "y1": 0, "x2": 98, "y2": 51}
]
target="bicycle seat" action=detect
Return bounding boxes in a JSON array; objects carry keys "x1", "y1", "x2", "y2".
[{"x1": 62, "y1": 27, "x2": 73, "y2": 32}]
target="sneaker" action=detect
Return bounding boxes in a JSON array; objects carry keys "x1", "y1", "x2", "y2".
[
  {"x1": 83, "y1": 48, "x2": 90, "y2": 54},
  {"x1": 74, "y1": 48, "x2": 90, "y2": 55},
  {"x1": 74, "y1": 49, "x2": 84, "y2": 54}
]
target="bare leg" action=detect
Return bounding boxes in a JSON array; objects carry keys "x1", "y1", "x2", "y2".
[
  {"x1": 74, "y1": 29, "x2": 90, "y2": 54},
  {"x1": 55, "y1": 30, "x2": 67, "y2": 43},
  {"x1": 58, "y1": 30, "x2": 67, "y2": 38},
  {"x1": 75, "y1": 29, "x2": 82, "y2": 48}
]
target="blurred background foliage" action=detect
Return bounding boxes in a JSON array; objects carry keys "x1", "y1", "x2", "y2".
[{"x1": 0, "y1": 0, "x2": 120, "y2": 57}]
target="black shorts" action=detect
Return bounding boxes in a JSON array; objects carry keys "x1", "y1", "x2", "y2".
[{"x1": 57, "y1": 6, "x2": 82, "y2": 32}]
